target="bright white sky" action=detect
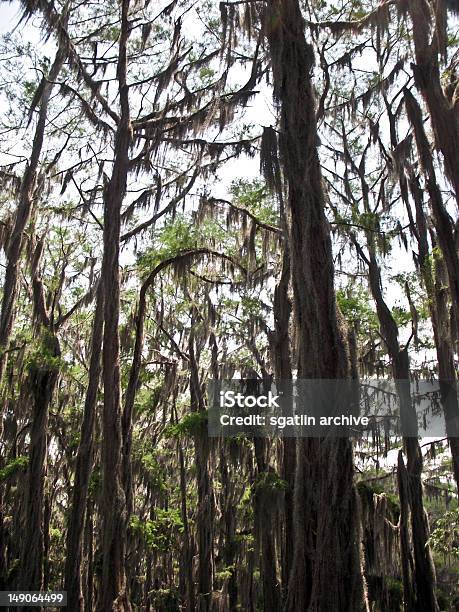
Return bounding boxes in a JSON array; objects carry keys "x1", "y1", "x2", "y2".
[{"x1": 0, "y1": 3, "x2": 20, "y2": 34}]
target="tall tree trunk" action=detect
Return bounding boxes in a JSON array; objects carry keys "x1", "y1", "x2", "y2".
[
  {"x1": 406, "y1": 0, "x2": 459, "y2": 209},
  {"x1": 178, "y1": 437, "x2": 195, "y2": 612},
  {"x1": 363, "y1": 243, "x2": 439, "y2": 612},
  {"x1": 43, "y1": 490, "x2": 51, "y2": 590},
  {"x1": 263, "y1": 2, "x2": 367, "y2": 610},
  {"x1": 65, "y1": 285, "x2": 103, "y2": 610},
  {"x1": 99, "y1": 0, "x2": 132, "y2": 608},
  {"x1": 431, "y1": 250, "x2": 459, "y2": 488},
  {"x1": 269, "y1": 249, "x2": 294, "y2": 594},
  {"x1": 219, "y1": 441, "x2": 238, "y2": 612},
  {"x1": 84, "y1": 496, "x2": 95, "y2": 612},
  {"x1": 0, "y1": 47, "x2": 64, "y2": 379},
  {"x1": 404, "y1": 87, "x2": 459, "y2": 339},
  {"x1": 18, "y1": 333, "x2": 60, "y2": 598},
  {"x1": 189, "y1": 325, "x2": 213, "y2": 612},
  {"x1": 171, "y1": 391, "x2": 196, "y2": 612},
  {"x1": 407, "y1": 171, "x2": 459, "y2": 488},
  {"x1": 397, "y1": 451, "x2": 416, "y2": 611},
  {"x1": 253, "y1": 440, "x2": 281, "y2": 612}
]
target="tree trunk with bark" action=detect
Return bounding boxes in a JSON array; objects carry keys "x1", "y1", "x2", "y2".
[
  {"x1": 263, "y1": 1, "x2": 367, "y2": 610},
  {"x1": 18, "y1": 333, "x2": 60, "y2": 597},
  {"x1": 189, "y1": 329, "x2": 214, "y2": 612},
  {"x1": 65, "y1": 285, "x2": 104, "y2": 610},
  {"x1": 0, "y1": 47, "x2": 64, "y2": 379},
  {"x1": 404, "y1": 87, "x2": 459, "y2": 340},
  {"x1": 363, "y1": 243, "x2": 439, "y2": 612},
  {"x1": 406, "y1": 0, "x2": 459, "y2": 209},
  {"x1": 406, "y1": 169, "x2": 459, "y2": 488},
  {"x1": 99, "y1": 0, "x2": 132, "y2": 608},
  {"x1": 269, "y1": 249, "x2": 294, "y2": 594}
]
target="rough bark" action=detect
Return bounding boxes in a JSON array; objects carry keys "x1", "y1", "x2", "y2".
[
  {"x1": 431, "y1": 252, "x2": 459, "y2": 489},
  {"x1": 189, "y1": 330, "x2": 214, "y2": 612},
  {"x1": 99, "y1": 0, "x2": 132, "y2": 608},
  {"x1": 268, "y1": 248, "x2": 294, "y2": 595},
  {"x1": 178, "y1": 435, "x2": 195, "y2": 612},
  {"x1": 84, "y1": 497, "x2": 95, "y2": 612},
  {"x1": 64, "y1": 284, "x2": 104, "y2": 611},
  {"x1": 18, "y1": 334, "x2": 60, "y2": 596},
  {"x1": 219, "y1": 442, "x2": 238, "y2": 612},
  {"x1": 253, "y1": 437, "x2": 281, "y2": 612},
  {"x1": 397, "y1": 451, "x2": 416, "y2": 612},
  {"x1": 407, "y1": 172, "x2": 459, "y2": 488},
  {"x1": 263, "y1": 1, "x2": 367, "y2": 610},
  {"x1": 406, "y1": 0, "x2": 459, "y2": 208},
  {"x1": 363, "y1": 243, "x2": 439, "y2": 612},
  {"x1": 404, "y1": 87, "x2": 459, "y2": 337}
]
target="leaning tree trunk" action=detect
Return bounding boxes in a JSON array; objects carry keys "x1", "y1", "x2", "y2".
[
  {"x1": 263, "y1": 1, "x2": 367, "y2": 610},
  {"x1": 99, "y1": 0, "x2": 132, "y2": 608}
]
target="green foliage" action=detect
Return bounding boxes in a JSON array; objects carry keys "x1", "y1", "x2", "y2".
[
  {"x1": 130, "y1": 509, "x2": 184, "y2": 552},
  {"x1": 337, "y1": 286, "x2": 378, "y2": 330},
  {"x1": 88, "y1": 469, "x2": 102, "y2": 496},
  {"x1": 136, "y1": 217, "x2": 198, "y2": 276},
  {"x1": 354, "y1": 211, "x2": 380, "y2": 233},
  {"x1": 149, "y1": 588, "x2": 179, "y2": 611},
  {"x1": 139, "y1": 452, "x2": 167, "y2": 492},
  {"x1": 136, "y1": 214, "x2": 230, "y2": 279},
  {"x1": 49, "y1": 527, "x2": 63, "y2": 541},
  {"x1": 134, "y1": 384, "x2": 162, "y2": 417},
  {"x1": 230, "y1": 179, "x2": 278, "y2": 225},
  {"x1": 391, "y1": 306, "x2": 411, "y2": 328},
  {"x1": 252, "y1": 471, "x2": 288, "y2": 495},
  {"x1": 199, "y1": 66, "x2": 216, "y2": 85},
  {"x1": 27, "y1": 332, "x2": 62, "y2": 373},
  {"x1": 164, "y1": 411, "x2": 208, "y2": 439},
  {"x1": 357, "y1": 479, "x2": 383, "y2": 499},
  {"x1": 429, "y1": 509, "x2": 459, "y2": 559},
  {"x1": 0, "y1": 456, "x2": 28, "y2": 482},
  {"x1": 215, "y1": 565, "x2": 235, "y2": 581},
  {"x1": 357, "y1": 480, "x2": 400, "y2": 519}
]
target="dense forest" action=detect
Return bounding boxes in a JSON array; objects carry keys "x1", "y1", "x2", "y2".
[{"x1": 0, "y1": 0, "x2": 459, "y2": 610}]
